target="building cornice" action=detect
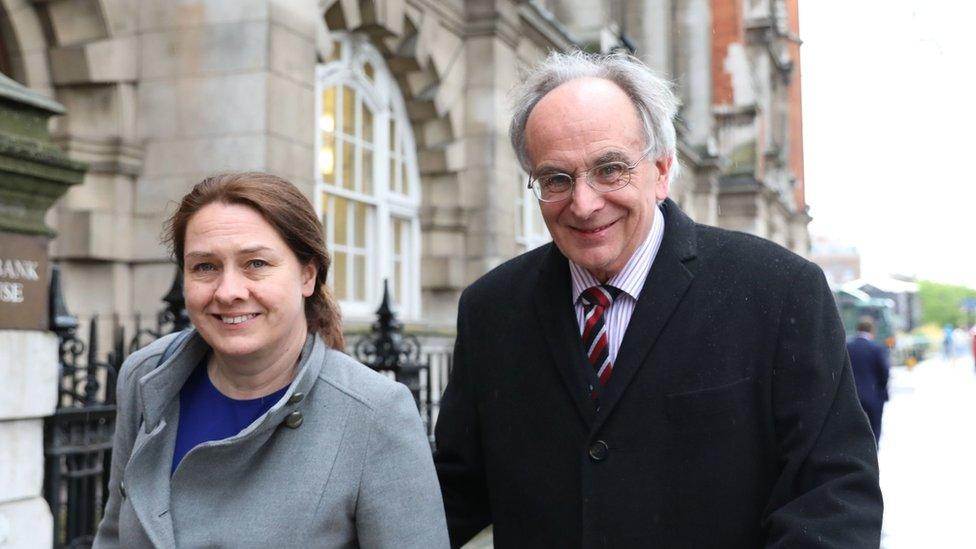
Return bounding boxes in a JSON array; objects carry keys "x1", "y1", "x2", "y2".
[{"x1": 517, "y1": 0, "x2": 580, "y2": 51}]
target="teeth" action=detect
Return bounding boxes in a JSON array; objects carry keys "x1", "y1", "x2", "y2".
[{"x1": 221, "y1": 314, "x2": 256, "y2": 324}]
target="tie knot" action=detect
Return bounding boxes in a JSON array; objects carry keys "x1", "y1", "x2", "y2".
[{"x1": 580, "y1": 285, "x2": 621, "y2": 309}]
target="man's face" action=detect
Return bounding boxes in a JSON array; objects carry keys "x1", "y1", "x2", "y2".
[{"x1": 525, "y1": 77, "x2": 670, "y2": 282}]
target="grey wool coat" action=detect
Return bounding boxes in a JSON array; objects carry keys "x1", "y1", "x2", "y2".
[{"x1": 93, "y1": 330, "x2": 449, "y2": 548}]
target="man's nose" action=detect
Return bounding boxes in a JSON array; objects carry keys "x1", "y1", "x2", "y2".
[
  {"x1": 214, "y1": 269, "x2": 249, "y2": 303},
  {"x1": 567, "y1": 176, "x2": 604, "y2": 218}
]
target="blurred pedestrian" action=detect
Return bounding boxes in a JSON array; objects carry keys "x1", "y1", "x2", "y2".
[
  {"x1": 847, "y1": 316, "x2": 891, "y2": 444},
  {"x1": 944, "y1": 323, "x2": 955, "y2": 359},
  {"x1": 970, "y1": 324, "x2": 976, "y2": 368}
]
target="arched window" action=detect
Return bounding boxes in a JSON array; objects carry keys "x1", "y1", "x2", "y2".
[{"x1": 316, "y1": 34, "x2": 421, "y2": 319}]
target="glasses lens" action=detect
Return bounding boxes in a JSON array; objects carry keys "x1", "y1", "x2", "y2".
[
  {"x1": 589, "y1": 162, "x2": 629, "y2": 191},
  {"x1": 533, "y1": 174, "x2": 573, "y2": 201}
]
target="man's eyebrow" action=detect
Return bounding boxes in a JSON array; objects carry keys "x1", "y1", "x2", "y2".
[
  {"x1": 533, "y1": 150, "x2": 633, "y2": 174},
  {"x1": 532, "y1": 163, "x2": 571, "y2": 175},
  {"x1": 591, "y1": 150, "x2": 630, "y2": 165}
]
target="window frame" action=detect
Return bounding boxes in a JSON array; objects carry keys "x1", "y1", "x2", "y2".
[
  {"x1": 315, "y1": 33, "x2": 422, "y2": 321},
  {"x1": 515, "y1": 167, "x2": 552, "y2": 253}
]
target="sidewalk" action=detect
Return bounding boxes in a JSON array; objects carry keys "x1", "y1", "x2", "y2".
[{"x1": 879, "y1": 355, "x2": 976, "y2": 548}]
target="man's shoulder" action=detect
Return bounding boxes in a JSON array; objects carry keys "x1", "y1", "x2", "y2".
[
  {"x1": 463, "y1": 243, "x2": 552, "y2": 299},
  {"x1": 694, "y1": 222, "x2": 808, "y2": 270}
]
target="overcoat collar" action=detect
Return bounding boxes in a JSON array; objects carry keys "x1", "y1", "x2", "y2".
[
  {"x1": 592, "y1": 198, "x2": 697, "y2": 432},
  {"x1": 532, "y1": 198, "x2": 698, "y2": 430},
  {"x1": 533, "y1": 244, "x2": 597, "y2": 425},
  {"x1": 127, "y1": 330, "x2": 326, "y2": 548}
]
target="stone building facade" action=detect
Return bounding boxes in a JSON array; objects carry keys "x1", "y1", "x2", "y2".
[
  {"x1": 0, "y1": 0, "x2": 810, "y2": 540},
  {"x1": 0, "y1": 0, "x2": 810, "y2": 334}
]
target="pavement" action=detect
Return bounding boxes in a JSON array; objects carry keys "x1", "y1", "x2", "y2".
[{"x1": 880, "y1": 354, "x2": 976, "y2": 548}]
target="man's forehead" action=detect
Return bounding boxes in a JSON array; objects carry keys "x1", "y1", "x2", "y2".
[
  {"x1": 525, "y1": 77, "x2": 644, "y2": 165},
  {"x1": 530, "y1": 78, "x2": 636, "y2": 122}
]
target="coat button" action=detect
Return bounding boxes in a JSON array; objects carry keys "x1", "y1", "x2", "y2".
[
  {"x1": 588, "y1": 440, "x2": 609, "y2": 462},
  {"x1": 119, "y1": 481, "x2": 127, "y2": 499},
  {"x1": 284, "y1": 411, "x2": 304, "y2": 429},
  {"x1": 287, "y1": 392, "x2": 304, "y2": 405}
]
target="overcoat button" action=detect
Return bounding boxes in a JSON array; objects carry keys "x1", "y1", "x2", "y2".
[
  {"x1": 588, "y1": 440, "x2": 609, "y2": 462},
  {"x1": 120, "y1": 481, "x2": 127, "y2": 499},
  {"x1": 287, "y1": 392, "x2": 304, "y2": 405},
  {"x1": 285, "y1": 411, "x2": 304, "y2": 429}
]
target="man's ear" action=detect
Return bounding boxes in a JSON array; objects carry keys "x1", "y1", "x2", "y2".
[
  {"x1": 301, "y1": 263, "x2": 318, "y2": 298},
  {"x1": 654, "y1": 157, "x2": 673, "y2": 201}
]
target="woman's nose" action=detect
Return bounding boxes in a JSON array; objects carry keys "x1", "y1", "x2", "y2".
[{"x1": 214, "y1": 269, "x2": 249, "y2": 303}]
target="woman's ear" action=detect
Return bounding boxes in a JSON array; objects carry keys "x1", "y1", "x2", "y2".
[{"x1": 301, "y1": 262, "x2": 317, "y2": 298}]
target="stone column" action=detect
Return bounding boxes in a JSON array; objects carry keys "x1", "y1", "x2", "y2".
[{"x1": 0, "y1": 73, "x2": 84, "y2": 548}]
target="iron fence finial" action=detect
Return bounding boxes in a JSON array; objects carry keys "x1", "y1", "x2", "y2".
[{"x1": 49, "y1": 263, "x2": 78, "y2": 335}]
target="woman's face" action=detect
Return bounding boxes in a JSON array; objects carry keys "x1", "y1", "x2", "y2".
[{"x1": 182, "y1": 202, "x2": 317, "y2": 363}]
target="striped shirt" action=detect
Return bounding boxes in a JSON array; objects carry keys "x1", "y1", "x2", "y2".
[{"x1": 570, "y1": 205, "x2": 665, "y2": 365}]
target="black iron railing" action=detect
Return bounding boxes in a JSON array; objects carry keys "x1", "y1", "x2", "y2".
[{"x1": 43, "y1": 265, "x2": 184, "y2": 549}]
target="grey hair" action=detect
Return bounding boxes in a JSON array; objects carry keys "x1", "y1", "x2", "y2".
[{"x1": 509, "y1": 50, "x2": 681, "y2": 183}]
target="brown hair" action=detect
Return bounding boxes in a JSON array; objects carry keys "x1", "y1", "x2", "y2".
[
  {"x1": 163, "y1": 172, "x2": 344, "y2": 349},
  {"x1": 856, "y1": 316, "x2": 875, "y2": 334}
]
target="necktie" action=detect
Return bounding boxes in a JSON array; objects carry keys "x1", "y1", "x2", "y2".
[{"x1": 580, "y1": 285, "x2": 622, "y2": 388}]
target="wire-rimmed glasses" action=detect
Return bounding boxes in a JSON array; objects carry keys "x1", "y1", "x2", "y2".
[{"x1": 527, "y1": 148, "x2": 652, "y2": 203}]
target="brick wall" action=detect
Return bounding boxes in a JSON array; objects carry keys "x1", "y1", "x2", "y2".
[{"x1": 711, "y1": 0, "x2": 743, "y2": 106}]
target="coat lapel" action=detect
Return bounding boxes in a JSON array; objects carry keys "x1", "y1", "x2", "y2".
[
  {"x1": 124, "y1": 332, "x2": 209, "y2": 549},
  {"x1": 124, "y1": 333, "x2": 327, "y2": 547},
  {"x1": 592, "y1": 199, "x2": 698, "y2": 433},
  {"x1": 533, "y1": 244, "x2": 597, "y2": 426}
]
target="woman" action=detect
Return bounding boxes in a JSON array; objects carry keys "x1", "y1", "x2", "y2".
[{"x1": 94, "y1": 172, "x2": 448, "y2": 548}]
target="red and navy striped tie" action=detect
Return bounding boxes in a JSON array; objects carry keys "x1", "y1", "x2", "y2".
[{"x1": 580, "y1": 285, "x2": 622, "y2": 388}]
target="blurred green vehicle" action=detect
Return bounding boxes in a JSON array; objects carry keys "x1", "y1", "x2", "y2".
[
  {"x1": 833, "y1": 288, "x2": 927, "y2": 366},
  {"x1": 835, "y1": 288, "x2": 896, "y2": 345}
]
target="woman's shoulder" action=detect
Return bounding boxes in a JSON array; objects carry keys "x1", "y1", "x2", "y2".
[
  {"x1": 118, "y1": 332, "x2": 185, "y2": 385},
  {"x1": 313, "y1": 348, "x2": 410, "y2": 412}
]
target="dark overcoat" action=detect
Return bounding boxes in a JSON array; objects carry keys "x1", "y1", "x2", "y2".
[{"x1": 434, "y1": 199, "x2": 882, "y2": 548}]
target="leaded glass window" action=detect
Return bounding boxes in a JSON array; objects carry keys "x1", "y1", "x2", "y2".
[{"x1": 316, "y1": 34, "x2": 421, "y2": 319}]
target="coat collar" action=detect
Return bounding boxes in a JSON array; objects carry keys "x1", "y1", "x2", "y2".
[
  {"x1": 138, "y1": 331, "x2": 325, "y2": 435},
  {"x1": 592, "y1": 198, "x2": 697, "y2": 432},
  {"x1": 127, "y1": 331, "x2": 327, "y2": 547},
  {"x1": 533, "y1": 244, "x2": 598, "y2": 426},
  {"x1": 532, "y1": 199, "x2": 698, "y2": 430}
]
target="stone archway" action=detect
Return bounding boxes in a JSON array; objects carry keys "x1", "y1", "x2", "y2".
[
  {"x1": 0, "y1": 0, "x2": 57, "y2": 94},
  {"x1": 2, "y1": 0, "x2": 142, "y2": 349}
]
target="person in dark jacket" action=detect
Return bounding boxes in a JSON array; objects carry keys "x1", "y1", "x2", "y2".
[
  {"x1": 434, "y1": 50, "x2": 882, "y2": 548},
  {"x1": 847, "y1": 316, "x2": 891, "y2": 443}
]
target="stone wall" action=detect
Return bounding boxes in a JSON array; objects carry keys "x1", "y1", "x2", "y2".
[{"x1": 0, "y1": 330, "x2": 58, "y2": 547}]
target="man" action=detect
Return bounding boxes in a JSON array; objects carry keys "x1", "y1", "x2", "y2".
[
  {"x1": 434, "y1": 51, "x2": 881, "y2": 548},
  {"x1": 846, "y1": 316, "x2": 891, "y2": 443}
]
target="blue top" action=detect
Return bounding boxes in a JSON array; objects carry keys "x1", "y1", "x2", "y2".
[{"x1": 172, "y1": 358, "x2": 289, "y2": 474}]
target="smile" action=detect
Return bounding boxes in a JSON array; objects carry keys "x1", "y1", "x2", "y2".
[
  {"x1": 573, "y1": 220, "x2": 617, "y2": 234},
  {"x1": 218, "y1": 313, "x2": 258, "y2": 325}
]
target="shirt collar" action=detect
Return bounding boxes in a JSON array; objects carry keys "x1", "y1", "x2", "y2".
[{"x1": 570, "y1": 204, "x2": 665, "y2": 304}]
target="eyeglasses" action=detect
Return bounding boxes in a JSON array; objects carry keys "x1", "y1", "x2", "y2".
[{"x1": 527, "y1": 149, "x2": 652, "y2": 203}]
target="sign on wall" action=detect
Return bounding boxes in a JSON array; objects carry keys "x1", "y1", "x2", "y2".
[{"x1": 0, "y1": 232, "x2": 48, "y2": 330}]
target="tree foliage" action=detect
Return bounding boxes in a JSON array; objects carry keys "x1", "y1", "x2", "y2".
[{"x1": 918, "y1": 280, "x2": 976, "y2": 328}]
